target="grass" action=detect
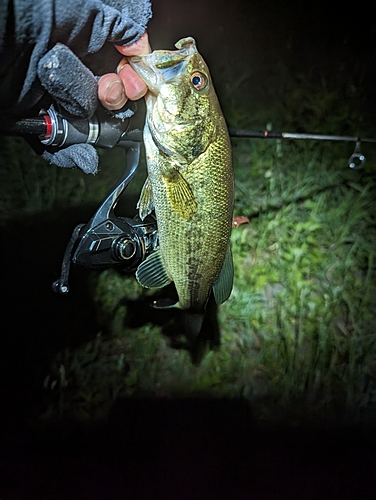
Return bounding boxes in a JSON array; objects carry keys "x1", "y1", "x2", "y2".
[
  {"x1": 2, "y1": 70, "x2": 375, "y2": 427},
  {"x1": 223, "y1": 136, "x2": 376, "y2": 423},
  {"x1": 38, "y1": 134, "x2": 376, "y2": 425},
  {"x1": 41, "y1": 128, "x2": 376, "y2": 425}
]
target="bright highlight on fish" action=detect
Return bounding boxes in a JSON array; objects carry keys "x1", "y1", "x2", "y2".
[{"x1": 129, "y1": 37, "x2": 234, "y2": 337}]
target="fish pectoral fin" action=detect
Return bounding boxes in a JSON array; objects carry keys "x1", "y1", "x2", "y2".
[
  {"x1": 137, "y1": 177, "x2": 154, "y2": 220},
  {"x1": 136, "y1": 248, "x2": 172, "y2": 288},
  {"x1": 213, "y1": 244, "x2": 234, "y2": 304},
  {"x1": 163, "y1": 169, "x2": 197, "y2": 221}
]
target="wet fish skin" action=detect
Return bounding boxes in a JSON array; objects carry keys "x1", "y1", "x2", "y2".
[{"x1": 130, "y1": 37, "x2": 234, "y2": 319}]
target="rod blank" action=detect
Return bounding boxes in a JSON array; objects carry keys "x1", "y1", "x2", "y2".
[{"x1": 229, "y1": 128, "x2": 376, "y2": 144}]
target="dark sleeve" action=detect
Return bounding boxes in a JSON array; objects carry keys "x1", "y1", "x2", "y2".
[{"x1": 0, "y1": 0, "x2": 152, "y2": 114}]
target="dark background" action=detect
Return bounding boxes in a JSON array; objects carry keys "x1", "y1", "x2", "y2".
[
  {"x1": 1, "y1": 0, "x2": 376, "y2": 498},
  {"x1": 148, "y1": 0, "x2": 376, "y2": 124}
]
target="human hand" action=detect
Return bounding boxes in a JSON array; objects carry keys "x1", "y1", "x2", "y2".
[
  {"x1": 98, "y1": 32, "x2": 151, "y2": 110},
  {"x1": 37, "y1": 30, "x2": 151, "y2": 174},
  {"x1": 6, "y1": 0, "x2": 153, "y2": 173}
]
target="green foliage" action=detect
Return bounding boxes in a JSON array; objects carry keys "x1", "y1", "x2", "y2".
[{"x1": 223, "y1": 143, "x2": 376, "y2": 422}]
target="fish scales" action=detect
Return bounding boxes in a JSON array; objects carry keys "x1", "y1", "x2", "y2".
[
  {"x1": 130, "y1": 37, "x2": 234, "y2": 318},
  {"x1": 148, "y1": 125, "x2": 232, "y2": 310}
]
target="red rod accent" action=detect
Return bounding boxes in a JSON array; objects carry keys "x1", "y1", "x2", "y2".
[{"x1": 44, "y1": 115, "x2": 53, "y2": 139}]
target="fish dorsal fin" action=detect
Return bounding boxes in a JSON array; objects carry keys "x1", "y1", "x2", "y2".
[
  {"x1": 136, "y1": 247, "x2": 172, "y2": 288},
  {"x1": 137, "y1": 177, "x2": 154, "y2": 220},
  {"x1": 163, "y1": 169, "x2": 197, "y2": 221},
  {"x1": 213, "y1": 244, "x2": 234, "y2": 304}
]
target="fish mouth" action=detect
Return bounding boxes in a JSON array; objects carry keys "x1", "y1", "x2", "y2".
[{"x1": 129, "y1": 37, "x2": 197, "y2": 93}]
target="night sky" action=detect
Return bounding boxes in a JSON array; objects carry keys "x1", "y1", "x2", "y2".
[{"x1": 148, "y1": 0, "x2": 376, "y2": 123}]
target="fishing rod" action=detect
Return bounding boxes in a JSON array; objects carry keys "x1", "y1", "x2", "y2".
[
  {"x1": 2, "y1": 106, "x2": 375, "y2": 168},
  {"x1": 1, "y1": 105, "x2": 375, "y2": 292},
  {"x1": 228, "y1": 128, "x2": 376, "y2": 169},
  {"x1": 0, "y1": 103, "x2": 144, "y2": 148}
]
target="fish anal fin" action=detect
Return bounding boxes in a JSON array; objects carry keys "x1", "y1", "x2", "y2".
[
  {"x1": 163, "y1": 169, "x2": 197, "y2": 221},
  {"x1": 136, "y1": 248, "x2": 172, "y2": 288},
  {"x1": 137, "y1": 177, "x2": 154, "y2": 221},
  {"x1": 213, "y1": 244, "x2": 234, "y2": 304},
  {"x1": 181, "y1": 311, "x2": 205, "y2": 339}
]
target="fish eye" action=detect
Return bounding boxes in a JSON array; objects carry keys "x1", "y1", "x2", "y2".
[{"x1": 190, "y1": 71, "x2": 208, "y2": 91}]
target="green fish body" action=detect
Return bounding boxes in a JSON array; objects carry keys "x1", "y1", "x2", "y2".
[{"x1": 130, "y1": 38, "x2": 234, "y2": 332}]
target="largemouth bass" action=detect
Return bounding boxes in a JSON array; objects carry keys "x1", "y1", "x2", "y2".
[{"x1": 130, "y1": 37, "x2": 234, "y2": 336}]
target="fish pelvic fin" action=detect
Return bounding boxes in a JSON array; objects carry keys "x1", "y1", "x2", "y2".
[
  {"x1": 163, "y1": 169, "x2": 197, "y2": 221},
  {"x1": 137, "y1": 177, "x2": 154, "y2": 221},
  {"x1": 151, "y1": 298, "x2": 181, "y2": 309},
  {"x1": 136, "y1": 248, "x2": 172, "y2": 288},
  {"x1": 151, "y1": 299, "x2": 204, "y2": 338},
  {"x1": 213, "y1": 243, "x2": 234, "y2": 304}
]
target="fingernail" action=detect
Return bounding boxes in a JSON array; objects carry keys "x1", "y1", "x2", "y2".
[
  {"x1": 117, "y1": 57, "x2": 128, "y2": 73},
  {"x1": 131, "y1": 88, "x2": 147, "y2": 100},
  {"x1": 104, "y1": 80, "x2": 126, "y2": 105}
]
